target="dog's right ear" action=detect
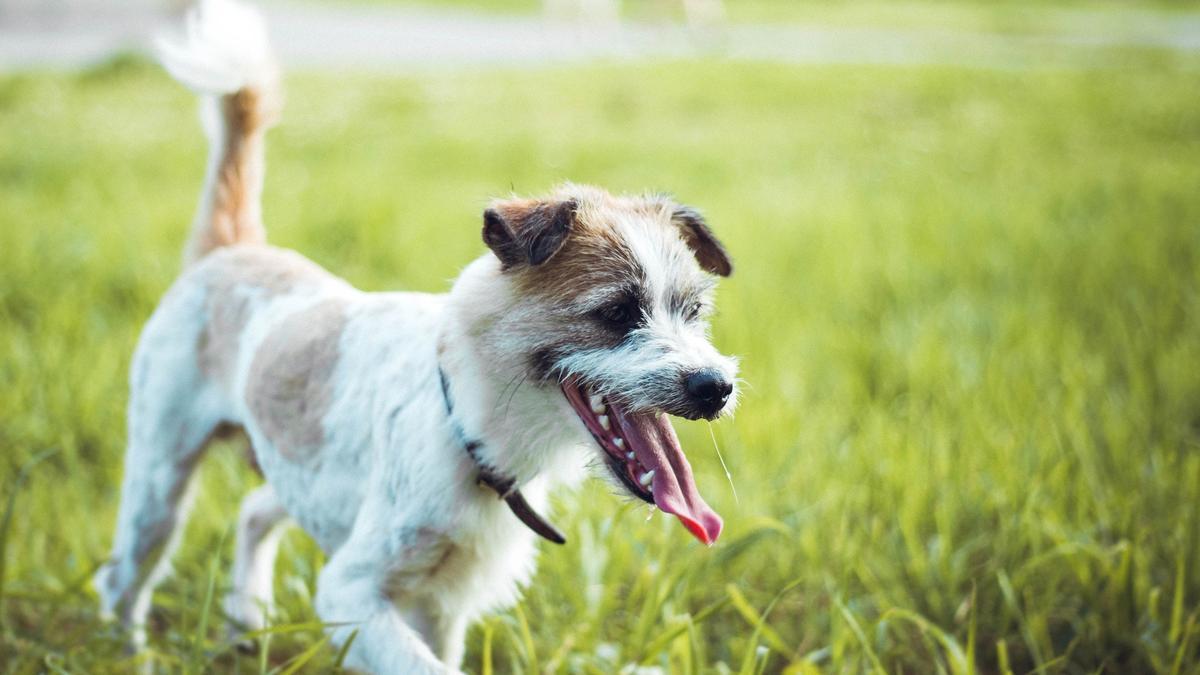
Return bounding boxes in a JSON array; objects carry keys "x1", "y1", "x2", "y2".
[
  {"x1": 482, "y1": 199, "x2": 578, "y2": 270},
  {"x1": 672, "y1": 206, "x2": 733, "y2": 277}
]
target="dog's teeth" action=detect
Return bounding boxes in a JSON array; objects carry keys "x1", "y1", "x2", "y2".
[
  {"x1": 598, "y1": 415, "x2": 610, "y2": 430},
  {"x1": 639, "y1": 470, "x2": 655, "y2": 487},
  {"x1": 626, "y1": 451, "x2": 635, "y2": 461},
  {"x1": 589, "y1": 394, "x2": 605, "y2": 414},
  {"x1": 613, "y1": 437, "x2": 624, "y2": 449}
]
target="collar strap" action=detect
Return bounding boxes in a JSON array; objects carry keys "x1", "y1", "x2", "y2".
[{"x1": 438, "y1": 367, "x2": 566, "y2": 545}]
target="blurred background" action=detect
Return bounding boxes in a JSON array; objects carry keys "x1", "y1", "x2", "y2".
[{"x1": 2, "y1": 0, "x2": 1199, "y2": 672}]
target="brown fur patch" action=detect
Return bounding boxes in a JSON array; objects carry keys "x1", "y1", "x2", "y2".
[
  {"x1": 512, "y1": 192, "x2": 642, "y2": 307},
  {"x1": 185, "y1": 85, "x2": 281, "y2": 264},
  {"x1": 244, "y1": 298, "x2": 349, "y2": 462},
  {"x1": 488, "y1": 191, "x2": 647, "y2": 379},
  {"x1": 211, "y1": 92, "x2": 267, "y2": 250},
  {"x1": 197, "y1": 246, "x2": 336, "y2": 389},
  {"x1": 483, "y1": 199, "x2": 577, "y2": 269}
]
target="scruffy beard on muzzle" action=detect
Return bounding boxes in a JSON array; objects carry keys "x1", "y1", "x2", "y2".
[{"x1": 540, "y1": 329, "x2": 739, "y2": 421}]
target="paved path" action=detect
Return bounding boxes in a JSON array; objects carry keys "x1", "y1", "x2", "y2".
[{"x1": 1, "y1": 0, "x2": 1198, "y2": 71}]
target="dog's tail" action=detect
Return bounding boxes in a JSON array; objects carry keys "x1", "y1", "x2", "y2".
[{"x1": 157, "y1": 0, "x2": 282, "y2": 266}]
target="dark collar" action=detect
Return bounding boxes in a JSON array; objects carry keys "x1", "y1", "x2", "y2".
[{"x1": 438, "y1": 367, "x2": 566, "y2": 545}]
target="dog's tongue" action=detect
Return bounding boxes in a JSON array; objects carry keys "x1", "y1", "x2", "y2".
[{"x1": 611, "y1": 406, "x2": 723, "y2": 545}]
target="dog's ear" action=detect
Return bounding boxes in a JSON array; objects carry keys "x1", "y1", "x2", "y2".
[
  {"x1": 483, "y1": 199, "x2": 578, "y2": 270},
  {"x1": 672, "y1": 206, "x2": 732, "y2": 277}
]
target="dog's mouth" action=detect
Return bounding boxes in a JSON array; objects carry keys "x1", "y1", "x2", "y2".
[{"x1": 561, "y1": 378, "x2": 723, "y2": 545}]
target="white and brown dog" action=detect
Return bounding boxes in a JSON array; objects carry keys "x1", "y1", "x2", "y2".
[{"x1": 94, "y1": 0, "x2": 738, "y2": 671}]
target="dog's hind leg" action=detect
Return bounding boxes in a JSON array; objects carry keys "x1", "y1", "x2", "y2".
[
  {"x1": 94, "y1": 289, "x2": 228, "y2": 651},
  {"x1": 224, "y1": 484, "x2": 289, "y2": 636},
  {"x1": 93, "y1": 415, "x2": 217, "y2": 650}
]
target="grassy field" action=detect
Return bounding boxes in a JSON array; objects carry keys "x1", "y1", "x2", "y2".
[
  {"x1": 3, "y1": 44, "x2": 1200, "y2": 674},
  {"x1": 331, "y1": 0, "x2": 1200, "y2": 32}
]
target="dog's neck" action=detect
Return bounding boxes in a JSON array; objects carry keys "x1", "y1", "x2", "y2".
[
  {"x1": 436, "y1": 365, "x2": 566, "y2": 544},
  {"x1": 437, "y1": 256, "x2": 590, "y2": 514}
]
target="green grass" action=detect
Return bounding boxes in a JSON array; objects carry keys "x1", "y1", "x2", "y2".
[
  {"x1": 721, "y1": 0, "x2": 1200, "y2": 30},
  {"x1": 316, "y1": 0, "x2": 1200, "y2": 33},
  {"x1": 3, "y1": 47, "x2": 1200, "y2": 673}
]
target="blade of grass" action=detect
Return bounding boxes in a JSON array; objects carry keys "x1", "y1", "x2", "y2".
[
  {"x1": 639, "y1": 595, "x2": 731, "y2": 662},
  {"x1": 241, "y1": 621, "x2": 334, "y2": 640},
  {"x1": 833, "y1": 596, "x2": 886, "y2": 675},
  {"x1": 966, "y1": 585, "x2": 977, "y2": 675},
  {"x1": 514, "y1": 603, "x2": 539, "y2": 673},
  {"x1": 188, "y1": 528, "x2": 231, "y2": 672},
  {"x1": 481, "y1": 620, "x2": 494, "y2": 675},
  {"x1": 332, "y1": 629, "x2": 358, "y2": 672},
  {"x1": 727, "y1": 584, "x2": 791, "y2": 655},
  {"x1": 274, "y1": 634, "x2": 332, "y2": 675},
  {"x1": 734, "y1": 579, "x2": 805, "y2": 675},
  {"x1": 0, "y1": 449, "x2": 58, "y2": 631},
  {"x1": 259, "y1": 628, "x2": 270, "y2": 675},
  {"x1": 1170, "y1": 611, "x2": 1197, "y2": 675},
  {"x1": 42, "y1": 653, "x2": 72, "y2": 675},
  {"x1": 997, "y1": 570, "x2": 1045, "y2": 670},
  {"x1": 1170, "y1": 554, "x2": 1187, "y2": 646},
  {"x1": 996, "y1": 639, "x2": 1012, "y2": 675},
  {"x1": 880, "y1": 608, "x2": 970, "y2": 675}
]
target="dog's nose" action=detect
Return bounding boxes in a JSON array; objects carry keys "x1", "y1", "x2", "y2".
[{"x1": 685, "y1": 369, "x2": 733, "y2": 413}]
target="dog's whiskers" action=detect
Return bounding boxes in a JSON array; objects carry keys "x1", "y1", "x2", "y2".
[
  {"x1": 502, "y1": 373, "x2": 529, "y2": 421},
  {"x1": 492, "y1": 373, "x2": 524, "y2": 415},
  {"x1": 706, "y1": 420, "x2": 738, "y2": 505}
]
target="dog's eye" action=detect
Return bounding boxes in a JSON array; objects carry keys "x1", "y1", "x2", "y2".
[{"x1": 597, "y1": 299, "x2": 639, "y2": 329}]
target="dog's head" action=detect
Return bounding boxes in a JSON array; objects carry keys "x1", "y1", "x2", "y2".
[{"x1": 472, "y1": 184, "x2": 737, "y2": 544}]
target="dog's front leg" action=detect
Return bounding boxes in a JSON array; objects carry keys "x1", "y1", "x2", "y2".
[{"x1": 316, "y1": 518, "x2": 460, "y2": 674}]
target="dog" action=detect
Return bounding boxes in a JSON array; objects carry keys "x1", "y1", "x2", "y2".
[{"x1": 93, "y1": 0, "x2": 738, "y2": 671}]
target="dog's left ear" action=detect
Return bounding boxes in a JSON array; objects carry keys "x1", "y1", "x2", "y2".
[
  {"x1": 483, "y1": 199, "x2": 578, "y2": 270},
  {"x1": 672, "y1": 206, "x2": 733, "y2": 277}
]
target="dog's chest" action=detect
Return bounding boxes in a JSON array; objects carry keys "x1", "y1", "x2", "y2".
[{"x1": 418, "y1": 496, "x2": 543, "y2": 617}]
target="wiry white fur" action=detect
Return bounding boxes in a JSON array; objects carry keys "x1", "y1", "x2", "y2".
[
  {"x1": 442, "y1": 256, "x2": 596, "y2": 487},
  {"x1": 155, "y1": 0, "x2": 276, "y2": 97},
  {"x1": 94, "y1": 3, "x2": 737, "y2": 673}
]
